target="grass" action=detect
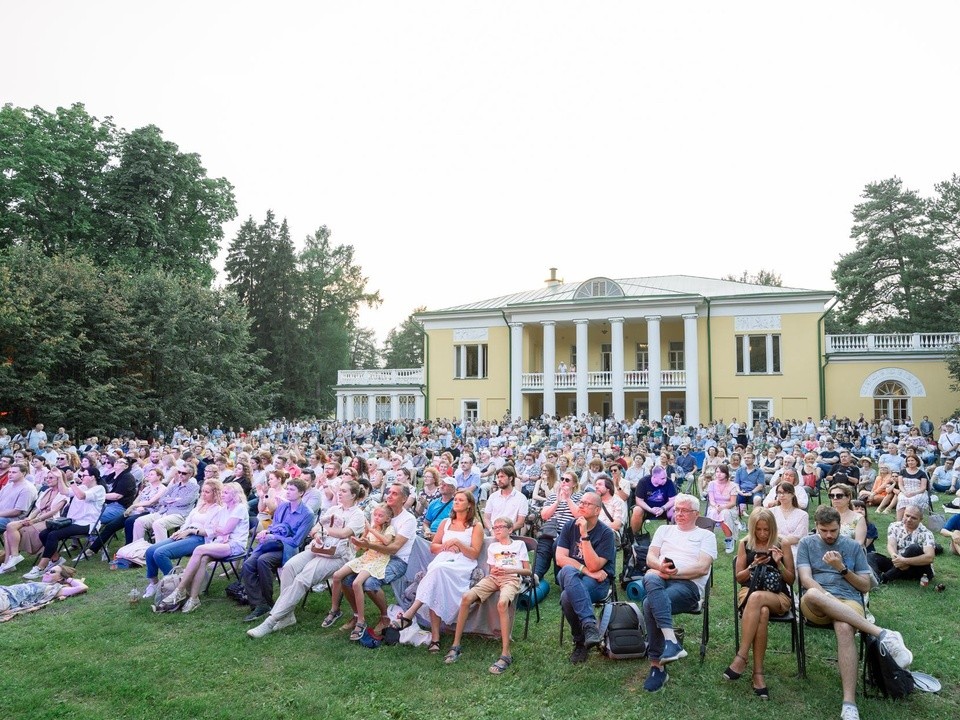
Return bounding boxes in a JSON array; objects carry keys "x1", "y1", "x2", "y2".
[{"x1": 2, "y1": 507, "x2": 958, "y2": 720}]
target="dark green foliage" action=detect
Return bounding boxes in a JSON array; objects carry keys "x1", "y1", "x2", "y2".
[
  {"x1": 721, "y1": 270, "x2": 783, "y2": 287},
  {"x1": 226, "y1": 216, "x2": 381, "y2": 417},
  {"x1": 0, "y1": 247, "x2": 271, "y2": 435},
  {"x1": 831, "y1": 176, "x2": 959, "y2": 332},
  {"x1": 383, "y1": 307, "x2": 426, "y2": 368},
  {"x1": 0, "y1": 102, "x2": 236, "y2": 283}
]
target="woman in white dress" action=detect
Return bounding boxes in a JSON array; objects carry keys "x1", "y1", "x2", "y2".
[{"x1": 393, "y1": 490, "x2": 484, "y2": 653}]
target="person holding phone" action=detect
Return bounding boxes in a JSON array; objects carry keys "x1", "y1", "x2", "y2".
[{"x1": 640, "y1": 493, "x2": 717, "y2": 693}]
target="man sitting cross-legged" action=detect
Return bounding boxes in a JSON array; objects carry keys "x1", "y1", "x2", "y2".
[{"x1": 797, "y1": 505, "x2": 913, "y2": 720}]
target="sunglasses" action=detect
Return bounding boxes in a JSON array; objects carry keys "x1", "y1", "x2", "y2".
[{"x1": 828, "y1": 493, "x2": 847, "y2": 499}]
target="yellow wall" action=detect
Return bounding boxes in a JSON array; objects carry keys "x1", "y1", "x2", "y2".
[
  {"x1": 426, "y1": 326, "x2": 510, "y2": 420},
  {"x1": 705, "y1": 312, "x2": 822, "y2": 420},
  {"x1": 824, "y1": 359, "x2": 956, "y2": 423}
]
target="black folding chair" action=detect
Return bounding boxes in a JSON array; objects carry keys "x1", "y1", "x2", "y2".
[{"x1": 731, "y1": 555, "x2": 802, "y2": 677}]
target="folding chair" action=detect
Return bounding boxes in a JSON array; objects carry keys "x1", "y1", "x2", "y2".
[
  {"x1": 514, "y1": 535, "x2": 542, "y2": 639},
  {"x1": 731, "y1": 555, "x2": 802, "y2": 677},
  {"x1": 559, "y1": 582, "x2": 617, "y2": 645},
  {"x1": 796, "y1": 584, "x2": 866, "y2": 686},
  {"x1": 203, "y1": 519, "x2": 256, "y2": 595},
  {"x1": 672, "y1": 565, "x2": 711, "y2": 662},
  {"x1": 56, "y1": 505, "x2": 108, "y2": 567}
]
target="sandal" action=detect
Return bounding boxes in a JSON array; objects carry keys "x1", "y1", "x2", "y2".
[
  {"x1": 349, "y1": 622, "x2": 367, "y2": 641},
  {"x1": 341, "y1": 614, "x2": 358, "y2": 632},
  {"x1": 392, "y1": 615, "x2": 414, "y2": 630},
  {"x1": 321, "y1": 609, "x2": 342, "y2": 628},
  {"x1": 427, "y1": 640, "x2": 441, "y2": 654},
  {"x1": 752, "y1": 672, "x2": 769, "y2": 700},
  {"x1": 444, "y1": 645, "x2": 463, "y2": 664},
  {"x1": 723, "y1": 654, "x2": 747, "y2": 681},
  {"x1": 489, "y1": 655, "x2": 513, "y2": 675}
]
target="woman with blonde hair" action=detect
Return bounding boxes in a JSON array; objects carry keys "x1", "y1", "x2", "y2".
[{"x1": 724, "y1": 507, "x2": 795, "y2": 700}]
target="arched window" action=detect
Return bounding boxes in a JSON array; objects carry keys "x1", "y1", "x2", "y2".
[
  {"x1": 574, "y1": 277, "x2": 624, "y2": 299},
  {"x1": 873, "y1": 381, "x2": 908, "y2": 424}
]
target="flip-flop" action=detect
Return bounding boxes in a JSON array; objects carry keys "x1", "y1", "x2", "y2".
[
  {"x1": 427, "y1": 640, "x2": 441, "y2": 653},
  {"x1": 489, "y1": 655, "x2": 513, "y2": 674},
  {"x1": 392, "y1": 616, "x2": 413, "y2": 630}
]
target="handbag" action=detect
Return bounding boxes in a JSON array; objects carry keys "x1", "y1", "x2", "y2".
[
  {"x1": 45, "y1": 517, "x2": 72, "y2": 531},
  {"x1": 750, "y1": 562, "x2": 785, "y2": 595}
]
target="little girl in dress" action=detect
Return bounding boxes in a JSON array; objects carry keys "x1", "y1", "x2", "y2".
[{"x1": 327, "y1": 504, "x2": 395, "y2": 635}]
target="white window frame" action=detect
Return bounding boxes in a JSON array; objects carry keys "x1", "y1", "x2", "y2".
[
  {"x1": 462, "y1": 399, "x2": 480, "y2": 421},
  {"x1": 748, "y1": 398, "x2": 773, "y2": 425},
  {"x1": 736, "y1": 334, "x2": 782, "y2": 375},
  {"x1": 668, "y1": 341, "x2": 684, "y2": 371},
  {"x1": 635, "y1": 342, "x2": 649, "y2": 371},
  {"x1": 454, "y1": 343, "x2": 488, "y2": 379}
]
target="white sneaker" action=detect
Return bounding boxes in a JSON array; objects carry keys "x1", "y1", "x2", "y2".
[
  {"x1": 161, "y1": 588, "x2": 188, "y2": 606},
  {"x1": 181, "y1": 597, "x2": 201, "y2": 614},
  {"x1": 49, "y1": 557, "x2": 65, "y2": 569},
  {"x1": 273, "y1": 613, "x2": 297, "y2": 632},
  {"x1": 879, "y1": 629, "x2": 913, "y2": 668},
  {"x1": 840, "y1": 703, "x2": 860, "y2": 720},
  {"x1": 246, "y1": 617, "x2": 277, "y2": 639},
  {"x1": 2, "y1": 553, "x2": 24, "y2": 572},
  {"x1": 143, "y1": 581, "x2": 158, "y2": 599},
  {"x1": 22, "y1": 566, "x2": 43, "y2": 580}
]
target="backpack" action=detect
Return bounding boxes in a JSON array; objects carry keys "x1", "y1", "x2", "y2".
[
  {"x1": 151, "y1": 569, "x2": 184, "y2": 613},
  {"x1": 598, "y1": 601, "x2": 647, "y2": 660},
  {"x1": 619, "y1": 533, "x2": 651, "y2": 589},
  {"x1": 864, "y1": 634, "x2": 915, "y2": 699}
]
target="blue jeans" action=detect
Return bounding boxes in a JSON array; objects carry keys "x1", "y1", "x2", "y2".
[
  {"x1": 343, "y1": 556, "x2": 407, "y2": 593},
  {"x1": 642, "y1": 572, "x2": 702, "y2": 661},
  {"x1": 558, "y1": 565, "x2": 609, "y2": 643},
  {"x1": 145, "y1": 535, "x2": 205, "y2": 579},
  {"x1": 100, "y1": 502, "x2": 125, "y2": 525}
]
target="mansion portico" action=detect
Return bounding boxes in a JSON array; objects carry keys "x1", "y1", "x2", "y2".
[{"x1": 336, "y1": 271, "x2": 959, "y2": 425}]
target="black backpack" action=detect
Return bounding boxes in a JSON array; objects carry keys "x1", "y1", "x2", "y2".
[
  {"x1": 864, "y1": 634, "x2": 915, "y2": 699},
  {"x1": 619, "y1": 532, "x2": 651, "y2": 589},
  {"x1": 598, "y1": 601, "x2": 647, "y2": 660}
]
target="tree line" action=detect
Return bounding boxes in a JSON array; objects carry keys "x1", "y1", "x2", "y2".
[{"x1": 0, "y1": 102, "x2": 423, "y2": 435}]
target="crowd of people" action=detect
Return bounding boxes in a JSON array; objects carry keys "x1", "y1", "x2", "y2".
[{"x1": 1, "y1": 410, "x2": 955, "y2": 718}]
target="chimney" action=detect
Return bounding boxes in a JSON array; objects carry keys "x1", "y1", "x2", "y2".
[{"x1": 545, "y1": 267, "x2": 562, "y2": 288}]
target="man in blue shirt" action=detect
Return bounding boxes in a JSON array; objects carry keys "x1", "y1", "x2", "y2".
[
  {"x1": 241, "y1": 478, "x2": 314, "y2": 622},
  {"x1": 734, "y1": 452, "x2": 766, "y2": 512},
  {"x1": 555, "y1": 491, "x2": 616, "y2": 664}
]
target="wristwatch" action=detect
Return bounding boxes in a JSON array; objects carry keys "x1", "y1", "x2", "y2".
[{"x1": 839, "y1": 567, "x2": 849, "y2": 576}]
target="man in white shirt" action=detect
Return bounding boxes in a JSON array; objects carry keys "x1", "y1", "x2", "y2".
[
  {"x1": 938, "y1": 421, "x2": 960, "y2": 461},
  {"x1": 640, "y1": 493, "x2": 717, "y2": 693},
  {"x1": 483, "y1": 465, "x2": 529, "y2": 531}
]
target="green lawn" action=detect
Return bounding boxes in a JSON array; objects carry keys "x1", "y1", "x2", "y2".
[{"x1": 2, "y1": 510, "x2": 957, "y2": 720}]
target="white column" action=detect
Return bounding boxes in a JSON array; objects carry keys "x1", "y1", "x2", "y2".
[
  {"x1": 389, "y1": 393, "x2": 400, "y2": 421},
  {"x1": 510, "y1": 322, "x2": 523, "y2": 421},
  {"x1": 345, "y1": 393, "x2": 355, "y2": 420},
  {"x1": 646, "y1": 315, "x2": 662, "y2": 422},
  {"x1": 683, "y1": 313, "x2": 700, "y2": 426},
  {"x1": 335, "y1": 392, "x2": 343, "y2": 422},
  {"x1": 610, "y1": 317, "x2": 625, "y2": 420},
  {"x1": 542, "y1": 321, "x2": 556, "y2": 417},
  {"x1": 415, "y1": 393, "x2": 425, "y2": 421},
  {"x1": 575, "y1": 319, "x2": 589, "y2": 417},
  {"x1": 367, "y1": 393, "x2": 376, "y2": 422}
]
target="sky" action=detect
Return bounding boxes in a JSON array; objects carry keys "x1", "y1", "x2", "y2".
[{"x1": 6, "y1": 2, "x2": 960, "y2": 341}]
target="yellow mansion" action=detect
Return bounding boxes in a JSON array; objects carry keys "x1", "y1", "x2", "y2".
[{"x1": 334, "y1": 272, "x2": 958, "y2": 425}]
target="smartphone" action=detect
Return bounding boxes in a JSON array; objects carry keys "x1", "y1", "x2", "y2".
[{"x1": 662, "y1": 557, "x2": 675, "y2": 569}]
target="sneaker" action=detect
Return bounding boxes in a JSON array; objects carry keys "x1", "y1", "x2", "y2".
[
  {"x1": 49, "y1": 557, "x2": 65, "y2": 570},
  {"x1": 660, "y1": 639, "x2": 688, "y2": 663},
  {"x1": 181, "y1": 597, "x2": 201, "y2": 614},
  {"x1": 840, "y1": 702, "x2": 860, "y2": 720},
  {"x1": 243, "y1": 605, "x2": 270, "y2": 622},
  {"x1": 22, "y1": 566, "x2": 43, "y2": 580},
  {"x1": 162, "y1": 588, "x2": 188, "y2": 606},
  {"x1": 246, "y1": 617, "x2": 277, "y2": 639},
  {"x1": 724, "y1": 537, "x2": 735, "y2": 554},
  {"x1": 2, "y1": 553, "x2": 24, "y2": 572},
  {"x1": 143, "y1": 581, "x2": 158, "y2": 599},
  {"x1": 879, "y1": 629, "x2": 913, "y2": 668},
  {"x1": 273, "y1": 613, "x2": 296, "y2": 632},
  {"x1": 583, "y1": 621, "x2": 602, "y2": 649},
  {"x1": 643, "y1": 666, "x2": 669, "y2": 692},
  {"x1": 569, "y1": 644, "x2": 589, "y2": 664}
]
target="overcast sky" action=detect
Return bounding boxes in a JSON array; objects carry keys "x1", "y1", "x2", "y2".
[{"x1": 7, "y1": 2, "x2": 960, "y2": 341}]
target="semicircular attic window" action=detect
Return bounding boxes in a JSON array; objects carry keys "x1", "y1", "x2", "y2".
[{"x1": 574, "y1": 277, "x2": 624, "y2": 299}]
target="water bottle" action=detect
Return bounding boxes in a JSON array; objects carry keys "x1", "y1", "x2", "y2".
[
  {"x1": 128, "y1": 587, "x2": 141, "y2": 606},
  {"x1": 920, "y1": 573, "x2": 930, "y2": 588}
]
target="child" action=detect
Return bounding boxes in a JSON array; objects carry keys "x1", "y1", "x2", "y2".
[
  {"x1": 443, "y1": 516, "x2": 530, "y2": 674},
  {"x1": 325, "y1": 503, "x2": 395, "y2": 639}
]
